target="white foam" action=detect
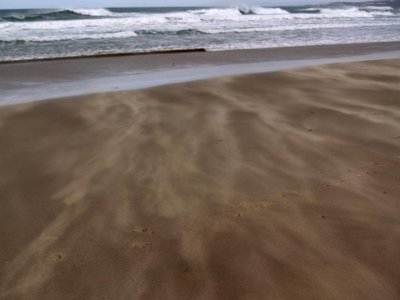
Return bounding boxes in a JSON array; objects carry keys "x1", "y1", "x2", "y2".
[
  {"x1": 365, "y1": 6, "x2": 393, "y2": 11},
  {"x1": 190, "y1": 8, "x2": 243, "y2": 20},
  {"x1": 0, "y1": 27, "x2": 137, "y2": 42},
  {"x1": 1, "y1": 6, "x2": 399, "y2": 47},
  {"x1": 369, "y1": 11, "x2": 395, "y2": 16},
  {"x1": 68, "y1": 8, "x2": 114, "y2": 16},
  {"x1": 251, "y1": 7, "x2": 290, "y2": 15},
  {"x1": 203, "y1": 21, "x2": 396, "y2": 34},
  {"x1": 319, "y1": 8, "x2": 372, "y2": 18}
]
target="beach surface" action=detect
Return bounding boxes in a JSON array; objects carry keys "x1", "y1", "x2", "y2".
[
  {"x1": 1, "y1": 42, "x2": 400, "y2": 105},
  {"x1": 0, "y1": 59, "x2": 400, "y2": 299}
]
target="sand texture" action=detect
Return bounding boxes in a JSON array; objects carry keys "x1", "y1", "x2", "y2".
[{"x1": 0, "y1": 59, "x2": 400, "y2": 299}]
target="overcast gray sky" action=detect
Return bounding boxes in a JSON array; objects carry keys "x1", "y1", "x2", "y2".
[{"x1": 0, "y1": 0, "x2": 368, "y2": 9}]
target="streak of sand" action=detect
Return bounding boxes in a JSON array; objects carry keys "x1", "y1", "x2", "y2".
[{"x1": 0, "y1": 60, "x2": 400, "y2": 299}]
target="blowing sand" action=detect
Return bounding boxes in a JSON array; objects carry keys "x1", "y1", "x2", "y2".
[{"x1": 0, "y1": 59, "x2": 400, "y2": 299}]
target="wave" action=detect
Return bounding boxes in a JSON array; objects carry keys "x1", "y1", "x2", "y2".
[
  {"x1": 136, "y1": 29, "x2": 205, "y2": 35},
  {"x1": 291, "y1": 8, "x2": 321, "y2": 14},
  {"x1": 0, "y1": 30, "x2": 137, "y2": 42},
  {"x1": 192, "y1": 7, "x2": 396, "y2": 20},
  {"x1": 364, "y1": 6, "x2": 393, "y2": 11},
  {"x1": 0, "y1": 28, "x2": 206, "y2": 43},
  {"x1": 0, "y1": 5, "x2": 397, "y2": 23},
  {"x1": 0, "y1": 8, "x2": 113, "y2": 22},
  {"x1": 3, "y1": 18, "x2": 397, "y2": 44},
  {"x1": 69, "y1": 8, "x2": 114, "y2": 16},
  {"x1": 251, "y1": 7, "x2": 291, "y2": 15},
  {"x1": 203, "y1": 21, "x2": 397, "y2": 34},
  {"x1": 0, "y1": 39, "x2": 26, "y2": 44}
]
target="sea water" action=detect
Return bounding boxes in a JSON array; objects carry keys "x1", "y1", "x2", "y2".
[{"x1": 0, "y1": 3, "x2": 399, "y2": 62}]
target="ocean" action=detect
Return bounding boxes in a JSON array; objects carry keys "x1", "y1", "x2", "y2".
[{"x1": 0, "y1": 2, "x2": 399, "y2": 62}]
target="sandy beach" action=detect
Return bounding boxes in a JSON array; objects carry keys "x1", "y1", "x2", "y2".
[{"x1": 0, "y1": 57, "x2": 400, "y2": 299}]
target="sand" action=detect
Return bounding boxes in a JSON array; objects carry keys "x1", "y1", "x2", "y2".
[
  {"x1": 0, "y1": 59, "x2": 400, "y2": 299},
  {"x1": 2, "y1": 42, "x2": 400, "y2": 105}
]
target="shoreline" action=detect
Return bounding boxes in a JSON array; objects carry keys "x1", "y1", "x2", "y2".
[
  {"x1": 1, "y1": 41, "x2": 399, "y2": 65},
  {"x1": 1, "y1": 41, "x2": 400, "y2": 106},
  {"x1": 0, "y1": 41, "x2": 400, "y2": 65},
  {"x1": 0, "y1": 48, "x2": 208, "y2": 65}
]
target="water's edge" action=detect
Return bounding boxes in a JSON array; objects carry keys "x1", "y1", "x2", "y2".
[{"x1": 1, "y1": 43, "x2": 399, "y2": 107}]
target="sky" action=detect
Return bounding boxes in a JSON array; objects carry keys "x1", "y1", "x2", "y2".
[{"x1": 0, "y1": 0, "x2": 369, "y2": 9}]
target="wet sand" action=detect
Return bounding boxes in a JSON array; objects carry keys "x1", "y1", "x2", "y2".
[
  {"x1": 1, "y1": 41, "x2": 400, "y2": 105},
  {"x1": 0, "y1": 59, "x2": 400, "y2": 299}
]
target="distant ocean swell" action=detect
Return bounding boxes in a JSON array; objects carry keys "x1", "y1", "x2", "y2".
[{"x1": 0, "y1": 4, "x2": 399, "y2": 61}]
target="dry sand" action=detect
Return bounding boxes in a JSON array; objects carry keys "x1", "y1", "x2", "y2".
[{"x1": 0, "y1": 59, "x2": 400, "y2": 299}]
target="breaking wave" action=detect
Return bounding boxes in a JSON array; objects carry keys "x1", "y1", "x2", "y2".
[
  {"x1": 0, "y1": 8, "x2": 113, "y2": 22},
  {"x1": 0, "y1": 6, "x2": 397, "y2": 23},
  {"x1": 1, "y1": 3, "x2": 399, "y2": 61}
]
